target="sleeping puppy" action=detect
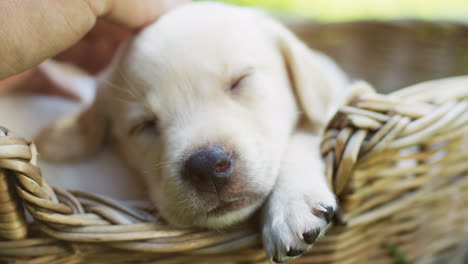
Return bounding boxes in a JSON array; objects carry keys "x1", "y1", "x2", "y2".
[{"x1": 36, "y1": 2, "x2": 348, "y2": 262}]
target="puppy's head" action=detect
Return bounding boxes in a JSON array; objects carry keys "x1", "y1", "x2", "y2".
[{"x1": 36, "y1": 2, "x2": 346, "y2": 228}]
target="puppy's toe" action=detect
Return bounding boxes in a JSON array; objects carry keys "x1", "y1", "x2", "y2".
[
  {"x1": 302, "y1": 229, "x2": 320, "y2": 244},
  {"x1": 262, "y1": 192, "x2": 336, "y2": 263},
  {"x1": 286, "y1": 248, "x2": 306, "y2": 257}
]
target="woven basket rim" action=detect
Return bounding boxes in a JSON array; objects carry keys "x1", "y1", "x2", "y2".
[{"x1": 1, "y1": 74, "x2": 467, "y2": 263}]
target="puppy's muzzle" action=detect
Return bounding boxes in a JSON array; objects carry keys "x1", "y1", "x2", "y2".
[{"x1": 183, "y1": 146, "x2": 234, "y2": 194}]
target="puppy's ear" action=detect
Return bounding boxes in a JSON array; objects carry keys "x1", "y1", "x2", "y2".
[
  {"x1": 264, "y1": 18, "x2": 348, "y2": 132},
  {"x1": 35, "y1": 62, "x2": 107, "y2": 162}
]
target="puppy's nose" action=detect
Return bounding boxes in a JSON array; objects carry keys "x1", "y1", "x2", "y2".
[{"x1": 184, "y1": 146, "x2": 234, "y2": 194}]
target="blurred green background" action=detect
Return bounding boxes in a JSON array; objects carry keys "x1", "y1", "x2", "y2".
[{"x1": 195, "y1": 0, "x2": 468, "y2": 21}]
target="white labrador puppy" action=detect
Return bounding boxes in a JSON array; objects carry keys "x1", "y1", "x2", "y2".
[{"x1": 36, "y1": 2, "x2": 348, "y2": 262}]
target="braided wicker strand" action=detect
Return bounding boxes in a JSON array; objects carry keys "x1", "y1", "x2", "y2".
[
  {"x1": 0, "y1": 127, "x2": 262, "y2": 263},
  {"x1": 0, "y1": 126, "x2": 31, "y2": 240},
  {"x1": 3, "y1": 17, "x2": 468, "y2": 262},
  {"x1": 0, "y1": 76, "x2": 467, "y2": 263},
  {"x1": 312, "y1": 78, "x2": 468, "y2": 264}
]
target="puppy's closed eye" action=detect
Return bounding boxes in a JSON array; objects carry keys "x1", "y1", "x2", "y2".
[
  {"x1": 229, "y1": 67, "x2": 254, "y2": 93},
  {"x1": 129, "y1": 118, "x2": 159, "y2": 136}
]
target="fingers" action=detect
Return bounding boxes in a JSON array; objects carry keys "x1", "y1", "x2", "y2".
[
  {"x1": 0, "y1": 70, "x2": 34, "y2": 94},
  {"x1": 0, "y1": 67, "x2": 80, "y2": 100},
  {"x1": 54, "y1": 20, "x2": 133, "y2": 74},
  {"x1": 0, "y1": 0, "x2": 97, "y2": 79},
  {"x1": 0, "y1": 0, "x2": 189, "y2": 79}
]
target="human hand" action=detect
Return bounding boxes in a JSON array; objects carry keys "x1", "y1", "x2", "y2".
[{"x1": 0, "y1": 0, "x2": 189, "y2": 97}]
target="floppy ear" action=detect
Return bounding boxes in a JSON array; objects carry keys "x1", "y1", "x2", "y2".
[
  {"x1": 34, "y1": 62, "x2": 107, "y2": 162},
  {"x1": 264, "y1": 18, "x2": 348, "y2": 132}
]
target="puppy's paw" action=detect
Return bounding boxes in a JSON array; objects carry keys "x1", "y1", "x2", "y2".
[
  {"x1": 262, "y1": 187, "x2": 336, "y2": 263},
  {"x1": 35, "y1": 114, "x2": 89, "y2": 162},
  {"x1": 35, "y1": 110, "x2": 104, "y2": 162}
]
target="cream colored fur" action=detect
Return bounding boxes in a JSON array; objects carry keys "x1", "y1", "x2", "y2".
[{"x1": 35, "y1": 2, "x2": 348, "y2": 262}]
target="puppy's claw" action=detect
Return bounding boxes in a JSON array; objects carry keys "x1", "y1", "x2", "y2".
[
  {"x1": 287, "y1": 248, "x2": 306, "y2": 257},
  {"x1": 315, "y1": 204, "x2": 328, "y2": 213},
  {"x1": 324, "y1": 206, "x2": 335, "y2": 223},
  {"x1": 313, "y1": 204, "x2": 335, "y2": 223},
  {"x1": 262, "y1": 170, "x2": 337, "y2": 263},
  {"x1": 303, "y1": 229, "x2": 320, "y2": 244}
]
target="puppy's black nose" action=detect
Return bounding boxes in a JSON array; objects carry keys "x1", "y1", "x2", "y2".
[{"x1": 184, "y1": 146, "x2": 234, "y2": 194}]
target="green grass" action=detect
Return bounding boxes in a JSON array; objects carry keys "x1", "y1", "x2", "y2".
[
  {"x1": 388, "y1": 244, "x2": 413, "y2": 264},
  {"x1": 195, "y1": 0, "x2": 468, "y2": 22}
]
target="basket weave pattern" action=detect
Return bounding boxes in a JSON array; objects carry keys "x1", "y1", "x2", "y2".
[{"x1": 0, "y1": 76, "x2": 467, "y2": 264}]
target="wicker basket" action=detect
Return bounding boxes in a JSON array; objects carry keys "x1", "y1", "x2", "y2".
[{"x1": 1, "y1": 21, "x2": 467, "y2": 264}]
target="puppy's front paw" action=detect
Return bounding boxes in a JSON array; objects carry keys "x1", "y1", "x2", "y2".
[{"x1": 262, "y1": 188, "x2": 336, "y2": 263}]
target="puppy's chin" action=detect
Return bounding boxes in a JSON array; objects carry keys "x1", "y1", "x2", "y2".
[
  {"x1": 199, "y1": 202, "x2": 263, "y2": 229},
  {"x1": 158, "y1": 198, "x2": 264, "y2": 229}
]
